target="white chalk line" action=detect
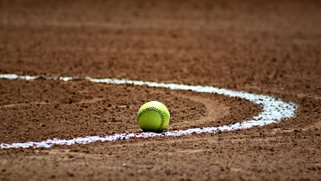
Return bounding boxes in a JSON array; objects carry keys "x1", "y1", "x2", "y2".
[{"x1": 0, "y1": 74, "x2": 297, "y2": 149}]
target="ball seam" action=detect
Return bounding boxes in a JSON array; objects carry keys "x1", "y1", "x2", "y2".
[{"x1": 137, "y1": 107, "x2": 165, "y2": 131}]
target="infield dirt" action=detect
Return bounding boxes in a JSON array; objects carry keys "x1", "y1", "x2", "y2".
[{"x1": 0, "y1": 0, "x2": 321, "y2": 180}]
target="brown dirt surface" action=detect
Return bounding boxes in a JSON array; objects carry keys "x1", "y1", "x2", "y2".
[
  {"x1": 0, "y1": 78, "x2": 259, "y2": 143},
  {"x1": 0, "y1": 0, "x2": 321, "y2": 180}
]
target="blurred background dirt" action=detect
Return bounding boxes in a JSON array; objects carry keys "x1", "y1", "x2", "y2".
[{"x1": 0, "y1": 0, "x2": 321, "y2": 180}]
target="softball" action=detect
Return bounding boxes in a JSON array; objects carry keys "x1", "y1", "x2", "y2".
[{"x1": 137, "y1": 101, "x2": 170, "y2": 132}]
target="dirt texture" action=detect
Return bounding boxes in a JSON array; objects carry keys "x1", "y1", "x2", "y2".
[{"x1": 0, "y1": 0, "x2": 321, "y2": 180}]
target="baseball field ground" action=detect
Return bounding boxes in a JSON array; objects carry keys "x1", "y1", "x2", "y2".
[{"x1": 1, "y1": 0, "x2": 321, "y2": 180}]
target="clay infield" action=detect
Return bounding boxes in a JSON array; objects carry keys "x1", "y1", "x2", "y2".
[{"x1": 0, "y1": 0, "x2": 321, "y2": 180}]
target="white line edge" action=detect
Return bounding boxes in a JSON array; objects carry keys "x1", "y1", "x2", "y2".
[{"x1": 0, "y1": 74, "x2": 297, "y2": 149}]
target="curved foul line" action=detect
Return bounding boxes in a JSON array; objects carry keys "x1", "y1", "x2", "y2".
[{"x1": 0, "y1": 74, "x2": 297, "y2": 149}]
